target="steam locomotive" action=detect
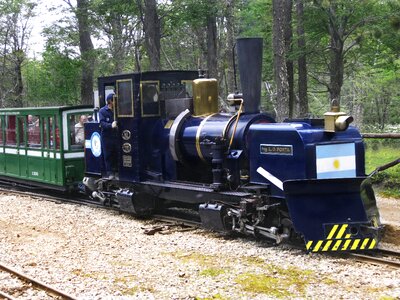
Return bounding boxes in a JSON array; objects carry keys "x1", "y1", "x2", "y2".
[{"x1": 83, "y1": 38, "x2": 382, "y2": 252}]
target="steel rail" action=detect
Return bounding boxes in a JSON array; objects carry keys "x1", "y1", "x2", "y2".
[
  {"x1": 153, "y1": 214, "x2": 202, "y2": 228},
  {"x1": 376, "y1": 248, "x2": 400, "y2": 258},
  {"x1": 0, "y1": 262, "x2": 77, "y2": 300},
  {"x1": 343, "y1": 248, "x2": 400, "y2": 269},
  {"x1": 348, "y1": 253, "x2": 400, "y2": 269},
  {"x1": 0, "y1": 290, "x2": 17, "y2": 300}
]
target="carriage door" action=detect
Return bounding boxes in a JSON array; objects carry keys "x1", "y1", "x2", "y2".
[
  {"x1": 17, "y1": 116, "x2": 28, "y2": 178},
  {"x1": 116, "y1": 79, "x2": 139, "y2": 181},
  {"x1": 42, "y1": 116, "x2": 59, "y2": 184},
  {"x1": 0, "y1": 116, "x2": 5, "y2": 174}
]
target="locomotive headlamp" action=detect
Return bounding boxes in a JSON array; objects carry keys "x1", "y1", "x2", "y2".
[
  {"x1": 335, "y1": 115, "x2": 354, "y2": 131},
  {"x1": 324, "y1": 101, "x2": 354, "y2": 132}
]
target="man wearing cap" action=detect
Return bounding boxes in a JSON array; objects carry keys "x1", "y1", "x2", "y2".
[{"x1": 99, "y1": 93, "x2": 118, "y2": 179}]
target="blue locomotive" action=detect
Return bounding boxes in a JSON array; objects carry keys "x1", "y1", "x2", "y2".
[{"x1": 83, "y1": 38, "x2": 382, "y2": 252}]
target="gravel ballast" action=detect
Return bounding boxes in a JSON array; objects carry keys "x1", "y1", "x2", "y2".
[{"x1": 0, "y1": 193, "x2": 399, "y2": 299}]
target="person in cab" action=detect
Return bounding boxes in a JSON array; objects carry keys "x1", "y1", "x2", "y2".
[{"x1": 99, "y1": 93, "x2": 118, "y2": 179}]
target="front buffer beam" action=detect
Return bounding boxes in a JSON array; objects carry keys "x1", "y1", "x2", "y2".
[{"x1": 283, "y1": 177, "x2": 383, "y2": 252}]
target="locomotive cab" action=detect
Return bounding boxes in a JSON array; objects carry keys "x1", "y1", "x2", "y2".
[{"x1": 84, "y1": 71, "x2": 199, "y2": 182}]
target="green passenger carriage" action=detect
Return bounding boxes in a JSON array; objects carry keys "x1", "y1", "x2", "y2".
[{"x1": 0, "y1": 105, "x2": 93, "y2": 191}]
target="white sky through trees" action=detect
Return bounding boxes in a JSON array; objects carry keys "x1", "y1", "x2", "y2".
[{"x1": 29, "y1": 0, "x2": 71, "y2": 58}]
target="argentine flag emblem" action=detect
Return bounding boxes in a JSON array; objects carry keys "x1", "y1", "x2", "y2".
[{"x1": 316, "y1": 143, "x2": 356, "y2": 179}]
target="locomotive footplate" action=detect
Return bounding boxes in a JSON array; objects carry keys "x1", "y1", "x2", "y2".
[{"x1": 283, "y1": 177, "x2": 383, "y2": 252}]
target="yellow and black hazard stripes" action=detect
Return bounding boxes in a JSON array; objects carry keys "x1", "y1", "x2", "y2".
[
  {"x1": 326, "y1": 224, "x2": 350, "y2": 240},
  {"x1": 305, "y1": 224, "x2": 377, "y2": 252},
  {"x1": 306, "y1": 237, "x2": 376, "y2": 252}
]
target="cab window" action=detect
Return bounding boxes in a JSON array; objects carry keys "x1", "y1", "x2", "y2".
[
  {"x1": 117, "y1": 79, "x2": 133, "y2": 117},
  {"x1": 141, "y1": 81, "x2": 160, "y2": 116}
]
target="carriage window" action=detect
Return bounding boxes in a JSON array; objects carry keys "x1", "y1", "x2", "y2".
[
  {"x1": 43, "y1": 117, "x2": 49, "y2": 149},
  {"x1": 69, "y1": 114, "x2": 88, "y2": 149},
  {"x1": 0, "y1": 118, "x2": 3, "y2": 145},
  {"x1": 18, "y1": 117, "x2": 26, "y2": 147},
  {"x1": 6, "y1": 116, "x2": 16, "y2": 146},
  {"x1": 28, "y1": 115, "x2": 41, "y2": 147},
  {"x1": 49, "y1": 116, "x2": 60, "y2": 150},
  {"x1": 141, "y1": 81, "x2": 160, "y2": 116},
  {"x1": 117, "y1": 79, "x2": 133, "y2": 117}
]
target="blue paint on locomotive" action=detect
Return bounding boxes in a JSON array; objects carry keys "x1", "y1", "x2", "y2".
[
  {"x1": 283, "y1": 177, "x2": 368, "y2": 241},
  {"x1": 247, "y1": 120, "x2": 373, "y2": 244},
  {"x1": 178, "y1": 113, "x2": 275, "y2": 163},
  {"x1": 248, "y1": 121, "x2": 366, "y2": 196},
  {"x1": 84, "y1": 122, "x2": 103, "y2": 176}
]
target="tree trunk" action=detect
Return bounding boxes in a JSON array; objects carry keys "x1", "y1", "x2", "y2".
[
  {"x1": 225, "y1": 0, "x2": 236, "y2": 94},
  {"x1": 110, "y1": 13, "x2": 124, "y2": 74},
  {"x1": 284, "y1": 0, "x2": 294, "y2": 118},
  {"x1": 77, "y1": 0, "x2": 95, "y2": 105},
  {"x1": 296, "y1": 0, "x2": 308, "y2": 117},
  {"x1": 329, "y1": 35, "x2": 344, "y2": 106},
  {"x1": 272, "y1": 0, "x2": 290, "y2": 121},
  {"x1": 326, "y1": 5, "x2": 344, "y2": 106},
  {"x1": 206, "y1": 8, "x2": 218, "y2": 79},
  {"x1": 139, "y1": 0, "x2": 161, "y2": 71},
  {"x1": 13, "y1": 54, "x2": 24, "y2": 107}
]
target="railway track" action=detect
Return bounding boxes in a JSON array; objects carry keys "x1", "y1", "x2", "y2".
[
  {"x1": 0, "y1": 184, "x2": 201, "y2": 230},
  {"x1": 0, "y1": 262, "x2": 77, "y2": 300},
  {"x1": 1, "y1": 183, "x2": 399, "y2": 269},
  {"x1": 348, "y1": 248, "x2": 400, "y2": 269}
]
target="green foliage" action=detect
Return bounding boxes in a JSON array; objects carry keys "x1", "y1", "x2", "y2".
[
  {"x1": 300, "y1": 0, "x2": 400, "y2": 124},
  {"x1": 237, "y1": 0, "x2": 273, "y2": 80},
  {"x1": 0, "y1": 0, "x2": 36, "y2": 107},
  {"x1": 0, "y1": 0, "x2": 36, "y2": 16},
  {"x1": 91, "y1": 0, "x2": 141, "y2": 73},
  {"x1": 23, "y1": 47, "x2": 81, "y2": 106},
  {"x1": 341, "y1": 65, "x2": 400, "y2": 129}
]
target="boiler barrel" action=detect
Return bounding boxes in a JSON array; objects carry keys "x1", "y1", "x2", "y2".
[
  {"x1": 173, "y1": 113, "x2": 275, "y2": 164},
  {"x1": 180, "y1": 113, "x2": 232, "y2": 162}
]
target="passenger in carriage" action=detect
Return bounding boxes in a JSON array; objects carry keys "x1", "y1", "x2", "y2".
[
  {"x1": 28, "y1": 115, "x2": 34, "y2": 127},
  {"x1": 99, "y1": 93, "x2": 118, "y2": 179},
  {"x1": 28, "y1": 115, "x2": 39, "y2": 128},
  {"x1": 74, "y1": 115, "x2": 88, "y2": 145},
  {"x1": 27, "y1": 115, "x2": 40, "y2": 146}
]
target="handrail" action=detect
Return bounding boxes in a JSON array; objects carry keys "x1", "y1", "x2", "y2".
[{"x1": 362, "y1": 133, "x2": 400, "y2": 139}]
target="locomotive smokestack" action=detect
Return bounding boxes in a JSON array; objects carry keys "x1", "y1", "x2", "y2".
[{"x1": 236, "y1": 37, "x2": 263, "y2": 114}]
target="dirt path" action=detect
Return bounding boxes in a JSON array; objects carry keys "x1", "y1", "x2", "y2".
[{"x1": 377, "y1": 196, "x2": 400, "y2": 248}]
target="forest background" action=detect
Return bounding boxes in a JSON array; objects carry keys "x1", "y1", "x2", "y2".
[{"x1": 0, "y1": 0, "x2": 399, "y2": 132}]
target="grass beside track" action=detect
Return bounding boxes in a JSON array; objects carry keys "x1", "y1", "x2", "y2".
[{"x1": 365, "y1": 144, "x2": 400, "y2": 199}]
